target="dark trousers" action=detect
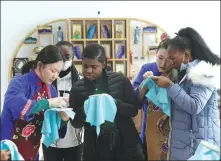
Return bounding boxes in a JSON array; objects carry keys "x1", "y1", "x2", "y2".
[
  {"x1": 83, "y1": 127, "x2": 122, "y2": 161},
  {"x1": 143, "y1": 135, "x2": 148, "y2": 161},
  {"x1": 42, "y1": 143, "x2": 83, "y2": 161}
]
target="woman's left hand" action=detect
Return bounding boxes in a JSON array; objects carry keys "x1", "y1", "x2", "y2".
[
  {"x1": 1, "y1": 150, "x2": 10, "y2": 161},
  {"x1": 151, "y1": 76, "x2": 174, "y2": 88},
  {"x1": 59, "y1": 111, "x2": 70, "y2": 121}
]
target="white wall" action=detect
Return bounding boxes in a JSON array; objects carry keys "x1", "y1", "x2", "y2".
[{"x1": 1, "y1": 1, "x2": 220, "y2": 108}]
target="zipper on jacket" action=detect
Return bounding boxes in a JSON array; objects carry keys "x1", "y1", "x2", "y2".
[
  {"x1": 190, "y1": 129, "x2": 194, "y2": 155},
  {"x1": 189, "y1": 112, "x2": 194, "y2": 155}
]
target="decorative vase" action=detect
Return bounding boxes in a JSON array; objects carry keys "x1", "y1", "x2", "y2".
[
  {"x1": 87, "y1": 25, "x2": 96, "y2": 39},
  {"x1": 116, "y1": 45, "x2": 125, "y2": 58},
  {"x1": 102, "y1": 25, "x2": 110, "y2": 38},
  {"x1": 134, "y1": 26, "x2": 141, "y2": 44},
  {"x1": 57, "y1": 26, "x2": 63, "y2": 42},
  {"x1": 74, "y1": 46, "x2": 81, "y2": 59}
]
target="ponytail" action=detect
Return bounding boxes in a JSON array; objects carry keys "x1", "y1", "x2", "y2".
[{"x1": 170, "y1": 27, "x2": 221, "y2": 65}]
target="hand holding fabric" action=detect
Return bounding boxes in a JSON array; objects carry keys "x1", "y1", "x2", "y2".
[
  {"x1": 42, "y1": 108, "x2": 75, "y2": 147},
  {"x1": 84, "y1": 94, "x2": 117, "y2": 135},
  {"x1": 48, "y1": 97, "x2": 68, "y2": 108},
  {"x1": 1, "y1": 140, "x2": 24, "y2": 160},
  {"x1": 143, "y1": 71, "x2": 153, "y2": 80},
  {"x1": 1, "y1": 150, "x2": 10, "y2": 161},
  {"x1": 141, "y1": 77, "x2": 171, "y2": 117},
  {"x1": 188, "y1": 140, "x2": 220, "y2": 160},
  {"x1": 138, "y1": 85, "x2": 148, "y2": 102},
  {"x1": 59, "y1": 111, "x2": 70, "y2": 121},
  {"x1": 151, "y1": 76, "x2": 174, "y2": 88}
]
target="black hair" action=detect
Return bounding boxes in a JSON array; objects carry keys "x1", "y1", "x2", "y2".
[
  {"x1": 168, "y1": 27, "x2": 220, "y2": 65},
  {"x1": 56, "y1": 41, "x2": 74, "y2": 57},
  {"x1": 157, "y1": 38, "x2": 170, "y2": 52},
  {"x1": 55, "y1": 41, "x2": 80, "y2": 83},
  {"x1": 56, "y1": 41, "x2": 74, "y2": 48},
  {"x1": 36, "y1": 45, "x2": 64, "y2": 64},
  {"x1": 21, "y1": 60, "x2": 36, "y2": 75},
  {"x1": 82, "y1": 43, "x2": 107, "y2": 66},
  {"x1": 21, "y1": 45, "x2": 64, "y2": 75},
  {"x1": 56, "y1": 41, "x2": 81, "y2": 145}
]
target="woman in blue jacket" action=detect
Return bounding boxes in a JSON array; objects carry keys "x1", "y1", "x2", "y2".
[
  {"x1": 1, "y1": 45, "x2": 69, "y2": 160},
  {"x1": 151, "y1": 27, "x2": 220, "y2": 160}
]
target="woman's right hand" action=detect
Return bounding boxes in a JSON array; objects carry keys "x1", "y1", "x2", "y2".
[
  {"x1": 1, "y1": 150, "x2": 10, "y2": 161},
  {"x1": 59, "y1": 111, "x2": 70, "y2": 121},
  {"x1": 143, "y1": 71, "x2": 154, "y2": 80},
  {"x1": 138, "y1": 85, "x2": 148, "y2": 102},
  {"x1": 138, "y1": 71, "x2": 153, "y2": 101},
  {"x1": 48, "y1": 97, "x2": 68, "y2": 108}
]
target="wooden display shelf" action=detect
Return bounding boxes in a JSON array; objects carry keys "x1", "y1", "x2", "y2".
[
  {"x1": 73, "y1": 59, "x2": 115, "y2": 62},
  {"x1": 114, "y1": 59, "x2": 127, "y2": 61},
  {"x1": 8, "y1": 18, "x2": 169, "y2": 81},
  {"x1": 38, "y1": 34, "x2": 53, "y2": 36},
  {"x1": 85, "y1": 39, "x2": 99, "y2": 41},
  {"x1": 71, "y1": 39, "x2": 85, "y2": 41},
  {"x1": 100, "y1": 38, "x2": 112, "y2": 41},
  {"x1": 69, "y1": 18, "x2": 129, "y2": 76},
  {"x1": 22, "y1": 43, "x2": 39, "y2": 46}
]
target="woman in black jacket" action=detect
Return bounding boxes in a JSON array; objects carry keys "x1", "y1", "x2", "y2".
[{"x1": 69, "y1": 44, "x2": 145, "y2": 161}]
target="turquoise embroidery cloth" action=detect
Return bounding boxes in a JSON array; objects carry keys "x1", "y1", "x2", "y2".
[
  {"x1": 1, "y1": 139, "x2": 24, "y2": 160},
  {"x1": 188, "y1": 140, "x2": 220, "y2": 160},
  {"x1": 41, "y1": 108, "x2": 75, "y2": 147},
  {"x1": 84, "y1": 94, "x2": 117, "y2": 136},
  {"x1": 141, "y1": 77, "x2": 171, "y2": 116}
]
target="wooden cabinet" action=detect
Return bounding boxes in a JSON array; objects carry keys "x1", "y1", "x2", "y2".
[{"x1": 8, "y1": 18, "x2": 168, "y2": 82}]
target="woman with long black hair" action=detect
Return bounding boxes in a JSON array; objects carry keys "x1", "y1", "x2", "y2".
[{"x1": 151, "y1": 27, "x2": 220, "y2": 160}]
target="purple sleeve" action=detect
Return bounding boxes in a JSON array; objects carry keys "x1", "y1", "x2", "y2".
[
  {"x1": 50, "y1": 85, "x2": 58, "y2": 98},
  {"x1": 133, "y1": 65, "x2": 148, "y2": 97},
  {"x1": 3, "y1": 78, "x2": 37, "y2": 121},
  {"x1": 133, "y1": 62, "x2": 161, "y2": 109}
]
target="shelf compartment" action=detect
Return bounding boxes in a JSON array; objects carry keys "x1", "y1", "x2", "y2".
[
  {"x1": 115, "y1": 61, "x2": 127, "y2": 75},
  {"x1": 85, "y1": 40, "x2": 98, "y2": 46},
  {"x1": 85, "y1": 20, "x2": 98, "y2": 39},
  {"x1": 72, "y1": 41, "x2": 84, "y2": 60},
  {"x1": 114, "y1": 40, "x2": 127, "y2": 59},
  {"x1": 100, "y1": 41, "x2": 113, "y2": 60},
  {"x1": 73, "y1": 62, "x2": 83, "y2": 75},
  {"x1": 71, "y1": 20, "x2": 84, "y2": 40},
  {"x1": 114, "y1": 20, "x2": 126, "y2": 39},
  {"x1": 100, "y1": 20, "x2": 112, "y2": 39}
]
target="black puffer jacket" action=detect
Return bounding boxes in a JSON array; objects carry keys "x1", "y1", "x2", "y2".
[{"x1": 69, "y1": 71, "x2": 145, "y2": 161}]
